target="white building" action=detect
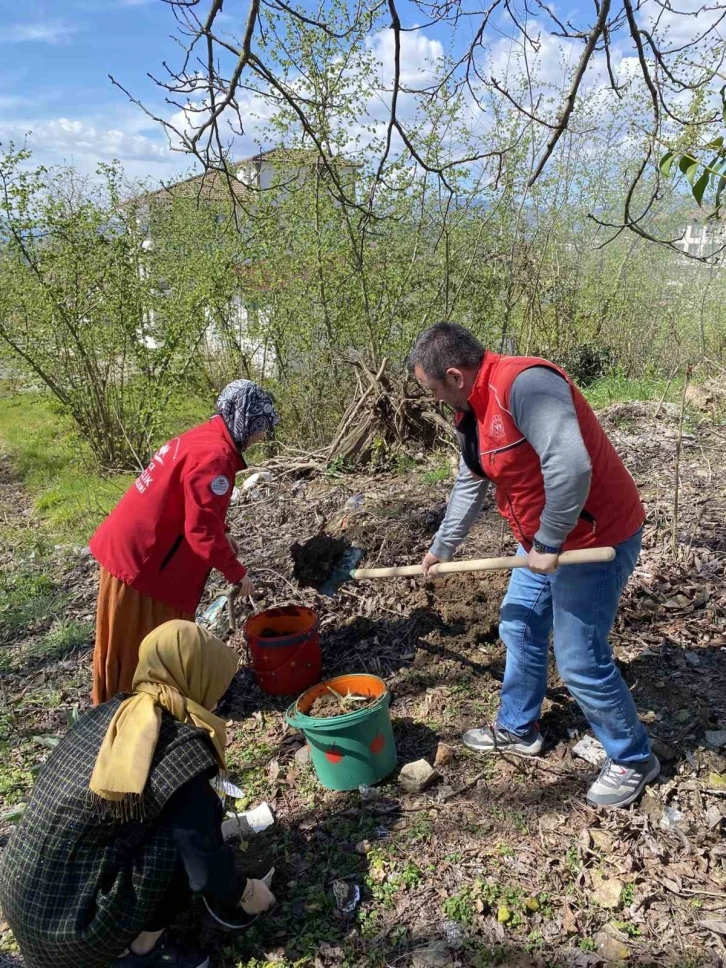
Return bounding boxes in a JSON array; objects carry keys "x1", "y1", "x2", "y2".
[
  {"x1": 674, "y1": 215, "x2": 726, "y2": 260},
  {"x1": 132, "y1": 148, "x2": 357, "y2": 374}
]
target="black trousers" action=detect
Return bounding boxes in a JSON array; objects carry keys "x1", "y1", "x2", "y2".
[{"x1": 145, "y1": 862, "x2": 191, "y2": 932}]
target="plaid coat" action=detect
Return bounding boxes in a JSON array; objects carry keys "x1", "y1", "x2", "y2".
[{"x1": 0, "y1": 696, "x2": 217, "y2": 968}]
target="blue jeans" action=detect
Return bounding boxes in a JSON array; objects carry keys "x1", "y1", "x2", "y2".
[{"x1": 496, "y1": 530, "x2": 650, "y2": 764}]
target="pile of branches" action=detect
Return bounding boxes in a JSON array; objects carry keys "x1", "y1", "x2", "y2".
[{"x1": 265, "y1": 352, "x2": 456, "y2": 475}]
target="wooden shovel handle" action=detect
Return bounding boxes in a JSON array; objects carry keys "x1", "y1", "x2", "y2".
[{"x1": 352, "y1": 546, "x2": 615, "y2": 580}]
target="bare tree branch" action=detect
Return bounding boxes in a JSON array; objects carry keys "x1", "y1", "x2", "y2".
[{"x1": 528, "y1": 0, "x2": 611, "y2": 186}]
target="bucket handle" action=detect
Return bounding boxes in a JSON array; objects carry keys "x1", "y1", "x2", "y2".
[{"x1": 285, "y1": 701, "x2": 305, "y2": 730}]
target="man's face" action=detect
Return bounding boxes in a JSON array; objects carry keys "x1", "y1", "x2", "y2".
[{"x1": 414, "y1": 364, "x2": 472, "y2": 411}]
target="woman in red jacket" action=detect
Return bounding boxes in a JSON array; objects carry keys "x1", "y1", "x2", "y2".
[{"x1": 89, "y1": 380, "x2": 279, "y2": 705}]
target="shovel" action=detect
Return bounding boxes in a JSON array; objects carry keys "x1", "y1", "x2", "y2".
[{"x1": 319, "y1": 545, "x2": 616, "y2": 597}]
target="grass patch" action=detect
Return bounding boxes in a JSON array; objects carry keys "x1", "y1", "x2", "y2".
[
  {"x1": 0, "y1": 755, "x2": 34, "y2": 807},
  {"x1": 584, "y1": 370, "x2": 681, "y2": 410},
  {"x1": 421, "y1": 460, "x2": 453, "y2": 485},
  {"x1": 0, "y1": 387, "x2": 134, "y2": 543},
  {"x1": 0, "y1": 569, "x2": 62, "y2": 644},
  {"x1": 0, "y1": 618, "x2": 93, "y2": 673},
  {"x1": 0, "y1": 383, "x2": 211, "y2": 545}
]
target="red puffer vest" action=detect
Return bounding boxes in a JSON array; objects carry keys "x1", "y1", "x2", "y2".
[{"x1": 458, "y1": 353, "x2": 644, "y2": 551}]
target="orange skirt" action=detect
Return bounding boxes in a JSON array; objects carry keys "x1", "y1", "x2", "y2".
[{"x1": 92, "y1": 568, "x2": 194, "y2": 705}]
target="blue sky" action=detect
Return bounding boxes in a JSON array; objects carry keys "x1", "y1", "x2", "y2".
[
  {"x1": 0, "y1": 0, "x2": 587, "y2": 185},
  {"x1": 0, "y1": 0, "x2": 709, "y2": 187},
  {"x1": 0, "y1": 0, "x2": 203, "y2": 182}
]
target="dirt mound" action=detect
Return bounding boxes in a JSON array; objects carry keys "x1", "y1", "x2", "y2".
[{"x1": 290, "y1": 534, "x2": 350, "y2": 588}]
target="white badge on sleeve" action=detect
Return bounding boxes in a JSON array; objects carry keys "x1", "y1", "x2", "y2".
[{"x1": 210, "y1": 475, "x2": 230, "y2": 496}]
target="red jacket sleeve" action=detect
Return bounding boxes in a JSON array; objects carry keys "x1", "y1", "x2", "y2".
[{"x1": 182, "y1": 458, "x2": 247, "y2": 584}]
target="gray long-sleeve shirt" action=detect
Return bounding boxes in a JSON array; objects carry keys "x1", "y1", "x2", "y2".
[{"x1": 430, "y1": 366, "x2": 592, "y2": 560}]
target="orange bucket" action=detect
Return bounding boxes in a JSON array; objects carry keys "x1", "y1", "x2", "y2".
[{"x1": 243, "y1": 605, "x2": 321, "y2": 695}]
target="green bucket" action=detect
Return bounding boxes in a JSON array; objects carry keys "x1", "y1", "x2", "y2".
[{"x1": 285, "y1": 674, "x2": 397, "y2": 791}]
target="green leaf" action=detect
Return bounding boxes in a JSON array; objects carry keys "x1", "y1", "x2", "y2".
[
  {"x1": 706, "y1": 154, "x2": 726, "y2": 177},
  {"x1": 1, "y1": 804, "x2": 26, "y2": 823},
  {"x1": 693, "y1": 170, "x2": 710, "y2": 206},
  {"x1": 706, "y1": 137, "x2": 724, "y2": 151},
  {"x1": 33, "y1": 735, "x2": 61, "y2": 750},
  {"x1": 715, "y1": 173, "x2": 726, "y2": 211},
  {"x1": 659, "y1": 150, "x2": 675, "y2": 176},
  {"x1": 679, "y1": 154, "x2": 700, "y2": 186}
]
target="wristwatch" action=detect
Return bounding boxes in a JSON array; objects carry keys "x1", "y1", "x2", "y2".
[{"x1": 533, "y1": 539, "x2": 562, "y2": 555}]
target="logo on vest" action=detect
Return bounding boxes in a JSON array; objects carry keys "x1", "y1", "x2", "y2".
[
  {"x1": 210, "y1": 475, "x2": 230, "y2": 496},
  {"x1": 491, "y1": 414, "x2": 505, "y2": 439}
]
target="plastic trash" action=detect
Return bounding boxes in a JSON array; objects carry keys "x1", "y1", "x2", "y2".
[
  {"x1": 1, "y1": 804, "x2": 26, "y2": 823},
  {"x1": 244, "y1": 801, "x2": 275, "y2": 832},
  {"x1": 572, "y1": 735, "x2": 606, "y2": 767},
  {"x1": 332, "y1": 880, "x2": 360, "y2": 914},
  {"x1": 242, "y1": 471, "x2": 273, "y2": 492},
  {"x1": 344, "y1": 494, "x2": 364, "y2": 510},
  {"x1": 659, "y1": 805, "x2": 684, "y2": 831},
  {"x1": 359, "y1": 783, "x2": 379, "y2": 800},
  {"x1": 443, "y1": 919, "x2": 465, "y2": 949},
  {"x1": 220, "y1": 802, "x2": 275, "y2": 842},
  {"x1": 221, "y1": 815, "x2": 251, "y2": 841},
  {"x1": 229, "y1": 486, "x2": 241, "y2": 504},
  {"x1": 211, "y1": 776, "x2": 245, "y2": 799},
  {"x1": 199, "y1": 595, "x2": 228, "y2": 631}
]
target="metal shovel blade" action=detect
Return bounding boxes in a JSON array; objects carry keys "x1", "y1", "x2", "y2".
[{"x1": 319, "y1": 546, "x2": 364, "y2": 597}]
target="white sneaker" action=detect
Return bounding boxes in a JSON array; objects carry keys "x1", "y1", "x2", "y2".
[
  {"x1": 461, "y1": 723, "x2": 544, "y2": 757},
  {"x1": 586, "y1": 755, "x2": 660, "y2": 808}
]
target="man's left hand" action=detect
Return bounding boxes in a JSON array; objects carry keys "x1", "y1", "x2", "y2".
[{"x1": 527, "y1": 548, "x2": 560, "y2": 574}]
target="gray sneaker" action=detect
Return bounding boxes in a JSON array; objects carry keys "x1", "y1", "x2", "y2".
[
  {"x1": 461, "y1": 723, "x2": 544, "y2": 756},
  {"x1": 586, "y1": 754, "x2": 661, "y2": 808}
]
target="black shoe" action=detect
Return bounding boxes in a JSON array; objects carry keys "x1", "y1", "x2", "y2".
[{"x1": 116, "y1": 937, "x2": 210, "y2": 968}]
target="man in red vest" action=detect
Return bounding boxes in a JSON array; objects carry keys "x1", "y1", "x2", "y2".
[{"x1": 409, "y1": 323, "x2": 659, "y2": 808}]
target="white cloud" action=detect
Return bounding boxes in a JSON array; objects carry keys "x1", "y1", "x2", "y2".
[
  {"x1": 0, "y1": 21, "x2": 78, "y2": 44},
  {"x1": 0, "y1": 115, "x2": 193, "y2": 183},
  {"x1": 643, "y1": 0, "x2": 726, "y2": 48},
  {"x1": 488, "y1": 24, "x2": 582, "y2": 92},
  {"x1": 367, "y1": 29, "x2": 445, "y2": 88},
  {"x1": 165, "y1": 86, "x2": 278, "y2": 162}
]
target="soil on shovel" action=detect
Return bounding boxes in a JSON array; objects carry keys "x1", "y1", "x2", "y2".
[
  {"x1": 290, "y1": 534, "x2": 350, "y2": 589},
  {"x1": 308, "y1": 691, "x2": 378, "y2": 719}
]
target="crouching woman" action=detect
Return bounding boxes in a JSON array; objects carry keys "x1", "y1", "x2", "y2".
[{"x1": 0, "y1": 621, "x2": 275, "y2": 968}]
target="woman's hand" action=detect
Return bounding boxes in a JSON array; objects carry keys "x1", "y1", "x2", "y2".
[
  {"x1": 240, "y1": 877, "x2": 276, "y2": 914},
  {"x1": 237, "y1": 575, "x2": 257, "y2": 598}
]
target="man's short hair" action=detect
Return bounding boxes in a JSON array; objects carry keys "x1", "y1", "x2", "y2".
[{"x1": 408, "y1": 323, "x2": 485, "y2": 381}]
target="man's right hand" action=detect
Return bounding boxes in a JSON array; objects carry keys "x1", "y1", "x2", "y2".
[
  {"x1": 421, "y1": 552, "x2": 441, "y2": 576},
  {"x1": 237, "y1": 575, "x2": 257, "y2": 598}
]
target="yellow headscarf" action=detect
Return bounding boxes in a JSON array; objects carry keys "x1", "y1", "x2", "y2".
[{"x1": 90, "y1": 620, "x2": 239, "y2": 802}]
